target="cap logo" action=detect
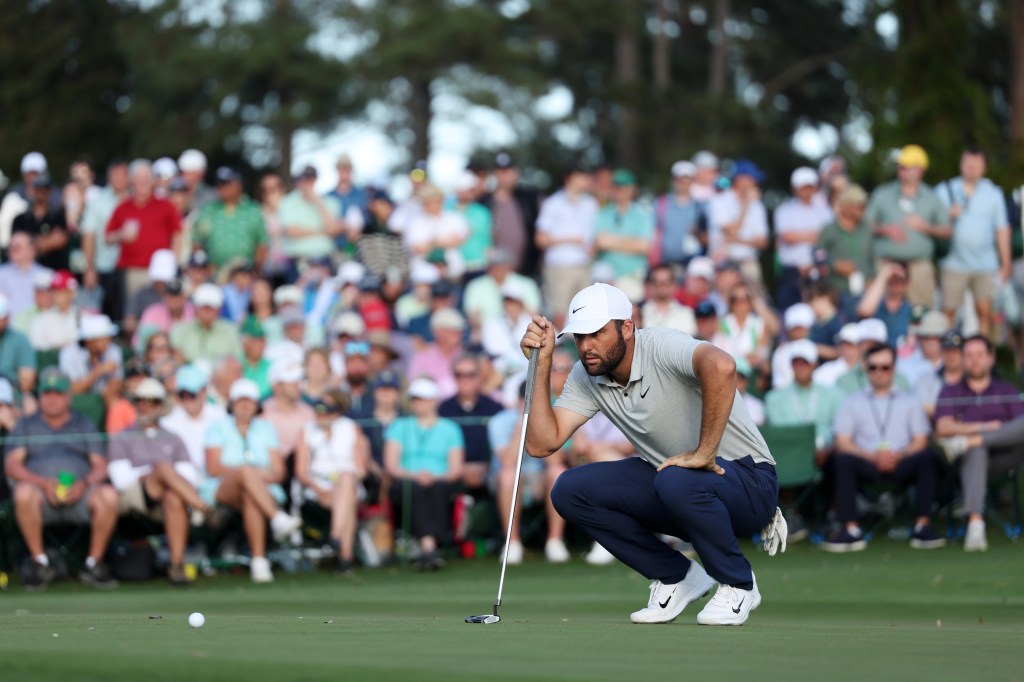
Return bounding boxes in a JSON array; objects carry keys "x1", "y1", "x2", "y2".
[{"x1": 572, "y1": 305, "x2": 586, "y2": 314}]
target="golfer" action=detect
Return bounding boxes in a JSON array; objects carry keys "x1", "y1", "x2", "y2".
[{"x1": 520, "y1": 283, "x2": 783, "y2": 625}]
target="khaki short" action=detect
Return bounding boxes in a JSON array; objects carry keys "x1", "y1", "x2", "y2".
[
  {"x1": 941, "y1": 269, "x2": 996, "y2": 310},
  {"x1": 118, "y1": 479, "x2": 162, "y2": 520},
  {"x1": 542, "y1": 264, "x2": 592, "y2": 320},
  {"x1": 40, "y1": 485, "x2": 100, "y2": 525}
]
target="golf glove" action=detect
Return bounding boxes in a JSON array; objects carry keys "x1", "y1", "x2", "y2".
[{"x1": 761, "y1": 507, "x2": 788, "y2": 556}]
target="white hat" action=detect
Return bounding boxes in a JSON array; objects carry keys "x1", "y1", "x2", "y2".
[
  {"x1": 857, "y1": 318, "x2": 888, "y2": 344},
  {"x1": 148, "y1": 249, "x2": 178, "y2": 283},
  {"x1": 784, "y1": 303, "x2": 815, "y2": 330},
  {"x1": 410, "y1": 261, "x2": 441, "y2": 286},
  {"x1": 79, "y1": 314, "x2": 119, "y2": 341},
  {"x1": 178, "y1": 149, "x2": 207, "y2": 172},
  {"x1": 134, "y1": 378, "x2": 168, "y2": 401},
  {"x1": 686, "y1": 257, "x2": 715, "y2": 281},
  {"x1": 20, "y1": 152, "x2": 47, "y2": 175},
  {"x1": 836, "y1": 322, "x2": 860, "y2": 345},
  {"x1": 692, "y1": 150, "x2": 718, "y2": 170},
  {"x1": 788, "y1": 339, "x2": 819, "y2": 364},
  {"x1": 407, "y1": 377, "x2": 440, "y2": 400},
  {"x1": 671, "y1": 160, "x2": 697, "y2": 178},
  {"x1": 0, "y1": 293, "x2": 8, "y2": 319},
  {"x1": 153, "y1": 157, "x2": 178, "y2": 180},
  {"x1": 192, "y1": 283, "x2": 224, "y2": 309},
  {"x1": 272, "y1": 285, "x2": 303, "y2": 307},
  {"x1": 915, "y1": 310, "x2": 949, "y2": 338},
  {"x1": 228, "y1": 378, "x2": 261, "y2": 402},
  {"x1": 32, "y1": 269, "x2": 54, "y2": 289},
  {"x1": 0, "y1": 377, "x2": 13, "y2": 405},
  {"x1": 430, "y1": 307, "x2": 466, "y2": 331},
  {"x1": 337, "y1": 261, "x2": 366, "y2": 286},
  {"x1": 790, "y1": 166, "x2": 819, "y2": 188},
  {"x1": 557, "y1": 283, "x2": 632, "y2": 339},
  {"x1": 500, "y1": 280, "x2": 527, "y2": 303},
  {"x1": 333, "y1": 311, "x2": 366, "y2": 337},
  {"x1": 269, "y1": 360, "x2": 304, "y2": 385},
  {"x1": 454, "y1": 169, "x2": 478, "y2": 193}
]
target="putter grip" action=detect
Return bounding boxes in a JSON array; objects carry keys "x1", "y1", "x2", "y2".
[{"x1": 522, "y1": 347, "x2": 540, "y2": 415}]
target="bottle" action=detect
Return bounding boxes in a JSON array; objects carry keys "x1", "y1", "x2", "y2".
[{"x1": 55, "y1": 471, "x2": 76, "y2": 504}]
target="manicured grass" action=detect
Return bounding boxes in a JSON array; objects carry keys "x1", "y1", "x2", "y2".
[{"x1": 1, "y1": 537, "x2": 1022, "y2": 682}]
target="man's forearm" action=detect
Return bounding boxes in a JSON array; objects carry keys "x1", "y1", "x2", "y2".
[{"x1": 524, "y1": 359, "x2": 560, "y2": 457}]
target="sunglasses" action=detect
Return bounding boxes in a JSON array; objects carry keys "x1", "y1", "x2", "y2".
[
  {"x1": 135, "y1": 398, "x2": 163, "y2": 406},
  {"x1": 149, "y1": 344, "x2": 170, "y2": 352},
  {"x1": 454, "y1": 371, "x2": 478, "y2": 379},
  {"x1": 730, "y1": 295, "x2": 751, "y2": 303},
  {"x1": 178, "y1": 390, "x2": 199, "y2": 400},
  {"x1": 345, "y1": 341, "x2": 370, "y2": 356},
  {"x1": 867, "y1": 364, "x2": 893, "y2": 373}
]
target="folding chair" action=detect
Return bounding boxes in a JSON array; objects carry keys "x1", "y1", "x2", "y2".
[{"x1": 758, "y1": 424, "x2": 820, "y2": 512}]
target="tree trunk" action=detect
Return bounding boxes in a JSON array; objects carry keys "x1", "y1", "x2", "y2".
[
  {"x1": 1012, "y1": 0, "x2": 1024, "y2": 146},
  {"x1": 652, "y1": 0, "x2": 671, "y2": 92},
  {"x1": 278, "y1": 123, "x2": 294, "y2": 180},
  {"x1": 615, "y1": 3, "x2": 640, "y2": 170},
  {"x1": 708, "y1": 0, "x2": 730, "y2": 97},
  {"x1": 409, "y1": 76, "x2": 432, "y2": 163}
]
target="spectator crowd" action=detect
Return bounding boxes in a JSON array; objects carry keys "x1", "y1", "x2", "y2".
[{"x1": 1, "y1": 143, "x2": 1023, "y2": 590}]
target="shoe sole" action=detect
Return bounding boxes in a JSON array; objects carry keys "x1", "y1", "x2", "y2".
[
  {"x1": 820, "y1": 541, "x2": 867, "y2": 553},
  {"x1": 631, "y1": 580, "x2": 715, "y2": 624},
  {"x1": 909, "y1": 539, "x2": 946, "y2": 550}
]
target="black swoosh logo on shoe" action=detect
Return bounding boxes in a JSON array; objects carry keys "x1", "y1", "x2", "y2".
[
  {"x1": 731, "y1": 598, "x2": 744, "y2": 614},
  {"x1": 640, "y1": 387, "x2": 650, "y2": 398},
  {"x1": 572, "y1": 306, "x2": 586, "y2": 314},
  {"x1": 659, "y1": 596, "x2": 671, "y2": 608}
]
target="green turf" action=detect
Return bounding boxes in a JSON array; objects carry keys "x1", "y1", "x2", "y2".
[{"x1": 1, "y1": 537, "x2": 1022, "y2": 682}]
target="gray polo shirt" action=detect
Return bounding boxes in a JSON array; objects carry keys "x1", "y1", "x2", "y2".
[
  {"x1": 3, "y1": 412, "x2": 105, "y2": 480},
  {"x1": 555, "y1": 327, "x2": 774, "y2": 467},
  {"x1": 833, "y1": 388, "x2": 931, "y2": 453}
]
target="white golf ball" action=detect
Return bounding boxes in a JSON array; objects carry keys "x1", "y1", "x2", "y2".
[{"x1": 188, "y1": 612, "x2": 205, "y2": 628}]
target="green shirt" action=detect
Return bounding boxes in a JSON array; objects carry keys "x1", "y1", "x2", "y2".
[
  {"x1": 0, "y1": 326, "x2": 36, "y2": 390},
  {"x1": 865, "y1": 181, "x2": 946, "y2": 261},
  {"x1": 765, "y1": 383, "x2": 843, "y2": 448},
  {"x1": 278, "y1": 191, "x2": 340, "y2": 259},
  {"x1": 192, "y1": 198, "x2": 267, "y2": 268},
  {"x1": 815, "y1": 219, "x2": 875, "y2": 294},
  {"x1": 243, "y1": 358, "x2": 272, "y2": 399},
  {"x1": 836, "y1": 367, "x2": 910, "y2": 396},
  {"x1": 594, "y1": 202, "x2": 655, "y2": 279},
  {"x1": 462, "y1": 273, "x2": 543, "y2": 323},
  {"x1": 169, "y1": 320, "x2": 242, "y2": 363},
  {"x1": 454, "y1": 202, "x2": 493, "y2": 272}
]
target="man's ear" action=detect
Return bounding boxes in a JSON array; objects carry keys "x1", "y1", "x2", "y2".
[{"x1": 622, "y1": 318, "x2": 636, "y2": 341}]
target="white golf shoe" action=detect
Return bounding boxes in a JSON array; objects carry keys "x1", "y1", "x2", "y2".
[
  {"x1": 697, "y1": 574, "x2": 761, "y2": 626},
  {"x1": 544, "y1": 538, "x2": 570, "y2": 563},
  {"x1": 585, "y1": 541, "x2": 616, "y2": 565},
  {"x1": 964, "y1": 519, "x2": 988, "y2": 552},
  {"x1": 270, "y1": 511, "x2": 302, "y2": 543},
  {"x1": 630, "y1": 561, "x2": 716, "y2": 624},
  {"x1": 502, "y1": 540, "x2": 524, "y2": 565},
  {"x1": 250, "y1": 556, "x2": 274, "y2": 584}
]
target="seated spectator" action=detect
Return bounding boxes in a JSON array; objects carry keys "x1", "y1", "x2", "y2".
[
  {"x1": 766, "y1": 340, "x2": 842, "y2": 462},
  {"x1": 247, "y1": 277, "x2": 276, "y2": 333},
  {"x1": 822, "y1": 343, "x2": 945, "y2": 552},
  {"x1": 814, "y1": 184, "x2": 874, "y2": 298},
  {"x1": 264, "y1": 308, "x2": 307, "y2": 366},
  {"x1": 897, "y1": 310, "x2": 948, "y2": 386},
  {"x1": 384, "y1": 378, "x2": 464, "y2": 571},
  {"x1": 60, "y1": 314, "x2": 123, "y2": 404},
  {"x1": 107, "y1": 378, "x2": 210, "y2": 585},
  {"x1": 0, "y1": 231, "x2": 53, "y2": 319},
  {"x1": 806, "y1": 280, "x2": 844, "y2": 359},
  {"x1": 300, "y1": 348, "x2": 341, "y2": 404},
  {"x1": 771, "y1": 303, "x2": 815, "y2": 389},
  {"x1": 160, "y1": 365, "x2": 227, "y2": 478},
  {"x1": 0, "y1": 379, "x2": 14, "y2": 500},
  {"x1": 693, "y1": 300, "x2": 720, "y2": 342},
  {"x1": 105, "y1": 361, "x2": 149, "y2": 434},
  {"x1": 403, "y1": 183, "x2": 469, "y2": 276},
  {"x1": 736, "y1": 358, "x2": 765, "y2": 426},
  {"x1": 207, "y1": 355, "x2": 243, "y2": 407},
  {"x1": 366, "y1": 330, "x2": 401, "y2": 376},
  {"x1": 813, "y1": 323, "x2": 861, "y2": 387},
  {"x1": 395, "y1": 261, "x2": 440, "y2": 329},
  {"x1": 341, "y1": 342, "x2": 376, "y2": 417},
  {"x1": 773, "y1": 167, "x2": 831, "y2": 310},
  {"x1": 916, "y1": 331, "x2": 964, "y2": 417},
  {"x1": 140, "y1": 331, "x2": 173, "y2": 376},
  {"x1": 707, "y1": 258, "x2": 741, "y2": 316},
  {"x1": 12, "y1": 269, "x2": 54, "y2": 335},
  {"x1": 360, "y1": 369, "x2": 405, "y2": 487},
  {"x1": 327, "y1": 311, "x2": 366, "y2": 377},
  {"x1": 12, "y1": 172, "x2": 69, "y2": 271},
  {"x1": 294, "y1": 390, "x2": 370, "y2": 575},
  {"x1": 593, "y1": 169, "x2": 654, "y2": 297},
  {"x1": 934, "y1": 336, "x2": 1024, "y2": 552},
  {"x1": 836, "y1": 318, "x2": 910, "y2": 394},
  {"x1": 123, "y1": 249, "x2": 179, "y2": 339},
  {"x1": 262, "y1": 360, "x2": 315, "y2": 461},
  {"x1": 481, "y1": 281, "x2": 533, "y2": 382},
  {"x1": 221, "y1": 261, "x2": 256, "y2": 324},
  {"x1": 407, "y1": 308, "x2": 465, "y2": 399},
  {"x1": 134, "y1": 277, "x2": 194, "y2": 353},
  {"x1": 439, "y1": 354, "x2": 503, "y2": 490},
  {"x1": 675, "y1": 256, "x2": 714, "y2": 309},
  {"x1": 4, "y1": 368, "x2": 119, "y2": 589},
  {"x1": 450, "y1": 170, "x2": 493, "y2": 277},
  {"x1": 406, "y1": 279, "x2": 458, "y2": 344},
  {"x1": 713, "y1": 283, "x2": 771, "y2": 373},
  {"x1": 203, "y1": 378, "x2": 302, "y2": 583},
  {"x1": 0, "y1": 293, "x2": 37, "y2": 408},
  {"x1": 170, "y1": 284, "x2": 242, "y2": 363},
  {"x1": 240, "y1": 316, "x2": 271, "y2": 398},
  {"x1": 856, "y1": 261, "x2": 912, "y2": 347},
  {"x1": 183, "y1": 249, "x2": 214, "y2": 293},
  {"x1": 707, "y1": 160, "x2": 769, "y2": 287},
  {"x1": 641, "y1": 264, "x2": 696, "y2": 334},
  {"x1": 29, "y1": 270, "x2": 78, "y2": 351}
]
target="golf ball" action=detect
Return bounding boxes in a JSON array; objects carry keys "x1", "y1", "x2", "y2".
[{"x1": 188, "y1": 612, "x2": 205, "y2": 628}]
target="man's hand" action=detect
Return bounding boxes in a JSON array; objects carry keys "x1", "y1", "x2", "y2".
[
  {"x1": 904, "y1": 214, "x2": 928, "y2": 233},
  {"x1": 875, "y1": 449, "x2": 899, "y2": 473},
  {"x1": 84, "y1": 269, "x2": 99, "y2": 289},
  {"x1": 880, "y1": 225, "x2": 907, "y2": 243},
  {"x1": 949, "y1": 204, "x2": 963, "y2": 221},
  {"x1": 43, "y1": 479, "x2": 62, "y2": 506},
  {"x1": 415, "y1": 471, "x2": 435, "y2": 487},
  {"x1": 63, "y1": 481, "x2": 87, "y2": 506},
  {"x1": 657, "y1": 450, "x2": 725, "y2": 475},
  {"x1": 520, "y1": 315, "x2": 556, "y2": 362},
  {"x1": 980, "y1": 420, "x2": 1003, "y2": 433}
]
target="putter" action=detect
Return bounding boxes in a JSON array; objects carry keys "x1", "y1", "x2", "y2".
[{"x1": 466, "y1": 347, "x2": 540, "y2": 625}]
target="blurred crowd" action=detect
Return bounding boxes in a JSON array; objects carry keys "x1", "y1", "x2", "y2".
[{"x1": 1, "y1": 143, "x2": 1023, "y2": 590}]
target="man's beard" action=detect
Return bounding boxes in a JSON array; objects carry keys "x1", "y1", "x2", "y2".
[{"x1": 581, "y1": 328, "x2": 626, "y2": 377}]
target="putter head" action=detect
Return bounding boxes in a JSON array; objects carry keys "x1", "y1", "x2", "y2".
[{"x1": 465, "y1": 614, "x2": 501, "y2": 624}]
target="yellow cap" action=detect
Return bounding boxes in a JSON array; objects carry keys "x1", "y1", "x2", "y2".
[{"x1": 897, "y1": 144, "x2": 929, "y2": 170}]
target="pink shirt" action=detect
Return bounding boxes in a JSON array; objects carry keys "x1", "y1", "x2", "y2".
[
  {"x1": 261, "y1": 398, "x2": 315, "y2": 457},
  {"x1": 134, "y1": 301, "x2": 195, "y2": 347},
  {"x1": 407, "y1": 345, "x2": 460, "y2": 399}
]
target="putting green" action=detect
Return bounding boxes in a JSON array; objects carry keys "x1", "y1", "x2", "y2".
[{"x1": 1, "y1": 537, "x2": 1021, "y2": 681}]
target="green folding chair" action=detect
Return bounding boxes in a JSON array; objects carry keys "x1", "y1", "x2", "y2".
[
  {"x1": 758, "y1": 424, "x2": 821, "y2": 513},
  {"x1": 71, "y1": 393, "x2": 107, "y2": 431}
]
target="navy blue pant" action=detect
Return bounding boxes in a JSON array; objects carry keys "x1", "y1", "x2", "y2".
[{"x1": 551, "y1": 456, "x2": 778, "y2": 590}]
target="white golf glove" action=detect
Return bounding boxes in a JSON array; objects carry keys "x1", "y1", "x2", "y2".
[{"x1": 761, "y1": 507, "x2": 788, "y2": 556}]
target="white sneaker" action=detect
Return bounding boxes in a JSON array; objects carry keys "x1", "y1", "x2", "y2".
[
  {"x1": 585, "y1": 541, "x2": 616, "y2": 566},
  {"x1": 964, "y1": 519, "x2": 988, "y2": 552},
  {"x1": 544, "y1": 538, "x2": 570, "y2": 563},
  {"x1": 502, "y1": 540, "x2": 524, "y2": 565},
  {"x1": 270, "y1": 511, "x2": 302, "y2": 543},
  {"x1": 250, "y1": 556, "x2": 274, "y2": 584},
  {"x1": 697, "y1": 575, "x2": 761, "y2": 626},
  {"x1": 630, "y1": 562, "x2": 716, "y2": 624}
]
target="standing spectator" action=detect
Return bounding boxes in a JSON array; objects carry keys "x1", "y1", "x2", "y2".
[
  {"x1": 935, "y1": 146, "x2": 1011, "y2": 336},
  {"x1": 0, "y1": 232, "x2": 53, "y2": 318},
  {"x1": 866, "y1": 144, "x2": 949, "y2": 308},
  {"x1": 765, "y1": 340, "x2": 842, "y2": 459},
  {"x1": 105, "y1": 159, "x2": 182, "y2": 304},
  {"x1": 934, "y1": 336, "x2": 1024, "y2": 552},
  {"x1": 450, "y1": 170, "x2": 493, "y2": 277},
  {"x1": 806, "y1": 280, "x2": 845, "y2": 360},
  {"x1": 480, "y1": 152, "x2": 541, "y2": 276},
  {"x1": 160, "y1": 365, "x2": 227, "y2": 478},
  {"x1": 651, "y1": 160, "x2": 705, "y2": 267},
  {"x1": 80, "y1": 159, "x2": 130, "y2": 320},
  {"x1": 62, "y1": 159, "x2": 100, "y2": 231},
  {"x1": 169, "y1": 284, "x2": 242, "y2": 363},
  {"x1": 641, "y1": 264, "x2": 696, "y2": 335},
  {"x1": 773, "y1": 167, "x2": 832, "y2": 310},
  {"x1": 407, "y1": 308, "x2": 466, "y2": 399},
  {"x1": 152, "y1": 157, "x2": 178, "y2": 198},
  {"x1": 1, "y1": 153, "x2": 63, "y2": 252},
  {"x1": 815, "y1": 184, "x2": 875, "y2": 298},
  {"x1": 0, "y1": 293, "x2": 37, "y2": 407},
  {"x1": 822, "y1": 343, "x2": 945, "y2": 552},
  {"x1": 707, "y1": 160, "x2": 769, "y2": 287},
  {"x1": 535, "y1": 163, "x2": 598, "y2": 328},
  {"x1": 384, "y1": 377, "x2": 465, "y2": 571},
  {"x1": 689, "y1": 150, "x2": 720, "y2": 202},
  {"x1": 257, "y1": 171, "x2": 289, "y2": 283},
  {"x1": 29, "y1": 270, "x2": 78, "y2": 351},
  {"x1": 917, "y1": 331, "x2": 964, "y2": 417},
  {"x1": 403, "y1": 183, "x2": 469, "y2": 277},
  {"x1": 279, "y1": 165, "x2": 342, "y2": 273},
  {"x1": 439, "y1": 354, "x2": 503, "y2": 490},
  {"x1": 594, "y1": 169, "x2": 654, "y2": 298},
  {"x1": 591, "y1": 164, "x2": 614, "y2": 206},
  {"x1": 388, "y1": 161, "x2": 428, "y2": 237},
  {"x1": 202, "y1": 378, "x2": 302, "y2": 583},
  {"x1": 12, "y1": 173, "x2": 69, "y2": 272},
  {"x1": 4, "y1": 368, "x2": 119, "y2": 589},
  {"x1": 135, "y1": 277, "x2": 193, "y2": 352},
  {"x1": 192, "y1": 167, "x2": 267, "y2": 272},
  {"x1": 856, "y1": 262, "x2": 913, "y2": 346},
  {"x1": 107, "y1": 378, "x2": 209, "y2": 585},
  {"x1": 60, "y1": 314, "x2": 123, "y2": 405},
  {"x1": 347, "y1": 186, "x2": 407, "y2": 280},
  {"x1": 462, "y1": 248, "x2": 542, "y2": 327},
  {"x1": 177, "y1": 149, "x2": 217, "y2": 213},
  {"x1": 326, "y1": 154, "x2": 365, "y2": 245},
  {"x1": 261, "y1": 360, "x2": 315, "y2": 461}
]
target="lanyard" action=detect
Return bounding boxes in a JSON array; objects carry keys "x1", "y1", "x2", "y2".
[
  {"x1": 867, "y1": 393, "x2": 894, "y2": 442},
  {"x1": 791, "y1": 387, "x2": 818, "y2": 423}
]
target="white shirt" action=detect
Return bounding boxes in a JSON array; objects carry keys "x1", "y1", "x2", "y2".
[
  {"x1": 161, "y1": 403, "x2": 228, "y2": 476},
  {"x1": 713, "y1": 313, "x2": 765, "y2": 362},
  {"x1": 388, "y1": 198, "x2": 423, "y2": 235},
  {"x1": 773, "y1": 198, "x2": 832, "y2": 267},
  {"x1": 536, "y1": 190, "x2": 598, "y2": 267},
  {"x1": 403, "y1": 210, "x2": 468, "y2": 253},
  {"x1": 743, "y1": 393, "x2": 766, "y2": 426},
  {"x1": 707, "y1": 190, "x2": 768, "y2": 262},
  {"x1": 641, "y1": 300, "x2": 697, "y2": 335},
  {"x1": 29, "y1": 308, "x2": 78, "y2": 351},
  {"x1": 482, "y1": 312, "x2": 532, "y2": 376},
  {"x1": 812, "y1": 358, "x2": 855, "y2": 387}
]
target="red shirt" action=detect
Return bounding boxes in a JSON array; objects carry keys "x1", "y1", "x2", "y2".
[
  {"x1": 360, "y1": 299, "x2": 392, "y2": 331},
  {"x1": 105, "y1": 197, "x2": 181, "y2": 268}
]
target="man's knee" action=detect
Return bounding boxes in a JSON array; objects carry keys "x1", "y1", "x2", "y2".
[
  {"x1": 549, "y1": 468, "x2": 586, "y2": 516},
  {"x1": 89, "y1": 484, "x2": 118, "y2": 513},
  {"x1": 13, "y1": 482, "x2": 43, "y2": 508}
]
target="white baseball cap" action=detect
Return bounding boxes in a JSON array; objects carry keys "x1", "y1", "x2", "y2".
[
  {"x1": 269, "y1": 360, "x2": 304, "y2": 385},
  {"x1": 407, "y1": 377, "x2": 440, "y2": 400},
  {"x1": 178, "y1": 149, "x2": 208, "y2": 172},
  {"x1": 337, "y1": 261, "x2": 366, "y2": 286},
  {"x1": 333, "y1": 311, "x2": 366, "y2": 337},
  {"x1": 430, "y1": 307, "x2": 466, "y2": 331},
  {"x1": 134, "y1": 378, "x2": 168, "y2": 401},
  {"x1": 228, "y1": 378, "x2": 261, "y2": 402},
  {"x1": 557, "y1": 283, "x2": 632, "y2": 339},
  {"x1": 671, "y1": 160, "x2": 697, "y2": 178},
  {"x1": 410, "y1": 261, "x2": 441, "y2": 286},
  {"x1": 192, "y1": 283, "x2": 224, "y2": 309},
  {"x1": 148, "y1": 249, "x2": 178, "y2": 283},
  {"x1": 783, "y1": 303, "x2": 815, "y2": 330},
  {"x1": 836, "y1": 322, "x2": 860, "y2": 345},
  {"x1": 788, "y1": 339, "x2": 819, "y2": 364},
  {"x1": 500, "y1": 279, "x2": 527, "y2": 303},
  {"x1": 153, "y1": 157, "x2": 178, "y2": 180},
  {"x1": 272, "y1": 285, "x2": 303, "y2": 307},
  {"x1": 78, "y1": 314, "x2": 119, "y2": 341},
  {"x1": 20, "y1": 152, "x2": 47, "y2": 175},
  {"x1": 857, "y1": 318, "x2": 889, "y2": 344},
  {"x1": 790, "y1": 166, "x2": 819, "y2": 188},
  {"x1": 692, "y1": 150, "x2": 718, "y2": 170},
  {"x1": 453, "y1": 169, "x2": 478, "y2": 193},
  {"x1": 915, "y1": 310, "x2": 949, "y2": 338},
  {"x1": 686, "y1": 257, "x2": 715, "y2": 281}
]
